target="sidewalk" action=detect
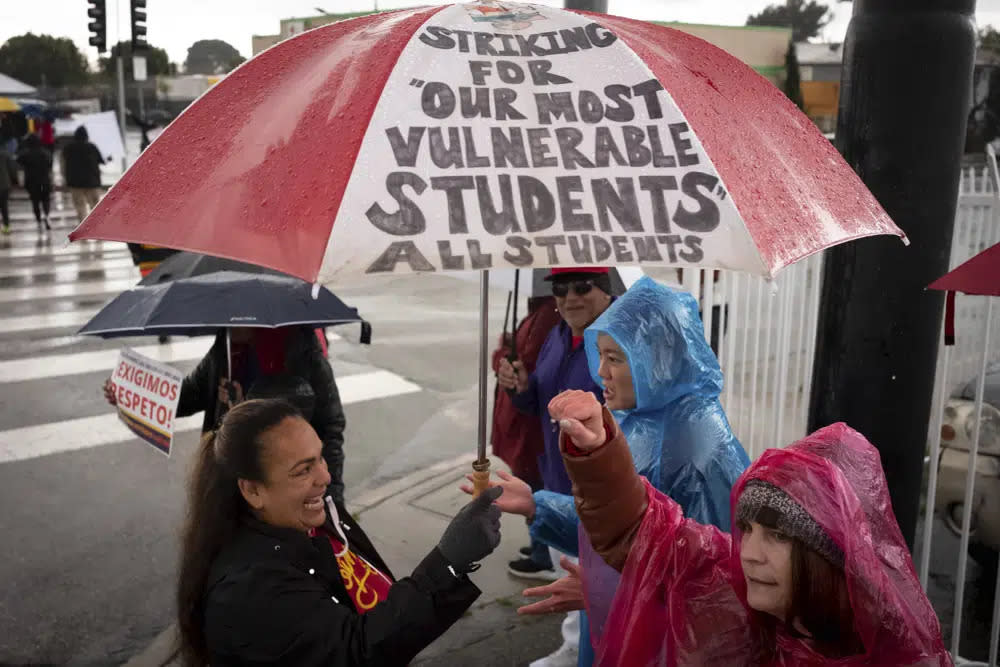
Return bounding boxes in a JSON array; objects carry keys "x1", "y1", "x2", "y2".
[{"x1": 125, "y1": 455, "x2": 565, "y2": 666}]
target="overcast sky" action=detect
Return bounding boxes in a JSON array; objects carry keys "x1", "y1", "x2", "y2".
[{"x1": 2, "y1": 0, "x2": 1000, "y2": 67}]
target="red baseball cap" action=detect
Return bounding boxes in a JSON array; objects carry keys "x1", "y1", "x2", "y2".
[{"x1": 544, "y1": 267, "x2": 610, "y2": 281}]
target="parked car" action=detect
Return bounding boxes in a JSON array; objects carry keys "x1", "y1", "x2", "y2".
[{"x1": 936, "y1": 362, "x2": 1000, "y2": 564}]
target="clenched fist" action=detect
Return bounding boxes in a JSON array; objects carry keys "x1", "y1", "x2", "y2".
[{"x1": 548, "y1": 390, "x2": 606, "y2": 451}]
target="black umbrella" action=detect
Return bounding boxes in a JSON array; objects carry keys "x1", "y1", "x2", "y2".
[
  {"x1": 79, "y1": 271, "x2": 372, "y2": 343},
  {"x1": 139, "y1": 251, "x2": 286, "y2": 285}
]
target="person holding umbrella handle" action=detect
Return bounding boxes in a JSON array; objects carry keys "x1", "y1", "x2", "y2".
[{"x1": 176, "y1": 398, "x2": 504, "y2": 666}]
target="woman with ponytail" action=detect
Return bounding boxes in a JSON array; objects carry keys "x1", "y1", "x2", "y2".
[{"x1": 176, "y1": 398, "x2": 503, "y2": 666}]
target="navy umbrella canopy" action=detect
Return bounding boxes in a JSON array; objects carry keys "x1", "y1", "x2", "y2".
[
  {"x1": 80, "y1": 271, "x2": 371, "y2": 342},
  {"x1": 138, "y1": 251, "x2": 286, "y2": 285}
]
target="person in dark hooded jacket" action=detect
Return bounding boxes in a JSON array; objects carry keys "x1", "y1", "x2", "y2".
[
  {"x1": 17, "y1": 134, "x2": 53, "y2": 231},
  {"x1": 187, "y1": 327, "x2": 348, "y2": 504},
  {"x1": 0, "y1": 144, "x2": 17, "y2": 234},
  {"x1": 61, "y1": 125, "x2": 104, "y2": 223}
]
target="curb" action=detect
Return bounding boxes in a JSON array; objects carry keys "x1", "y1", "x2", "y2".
[{"x1": 347, "y1": 453, "x2": 481, "y2": 514}]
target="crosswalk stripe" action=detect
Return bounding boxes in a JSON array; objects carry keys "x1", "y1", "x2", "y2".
[
  {"x1": 0, "y1": 248, "x2": 130, "y2": 262},
  {"x1": 2, "y1": 226, "x2": 78, "y2": 239},
  {"x1": 0, "y1": 257, "x2": 137, "y2": 279},
  {"x1": 0, "y1": 369, "x2": 422, "y2": 464},
  {"x1": 0, "y1": 310, "x2": 97, "y2": 334},
  {"x1": 0, "y1": 338, "x2": 213, "y2": 383},
  {"x1": 0, "y1": 331, "x2": 344, "y2": 383},
  {"x1": 0, "y1": 278, "x2": 137, "y2": 303},
  {"x1": 0, "y1": 241, "x2": 127, "y2": 259},
  {"x1": 0, "y1": 243, "x2": 127, "y2": 257}
]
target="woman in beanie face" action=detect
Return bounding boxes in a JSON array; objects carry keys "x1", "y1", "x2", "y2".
[
  {"x1": 548, "y1": 390, "x2": 951, "y2": 666},
  {"x1": 736, "y1": 482, "x2": 852, "y2": 647},
  {"x1": 738, "y1": 512, "x2": 795, "y2": 621}
]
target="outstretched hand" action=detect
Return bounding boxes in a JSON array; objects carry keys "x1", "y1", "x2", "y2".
[
  {"x1": 460, "y1": 470, "x2": 535, "y2": 519},
  {"x1": 518, "y1": 556, "x2": 586, "y2": 615}
]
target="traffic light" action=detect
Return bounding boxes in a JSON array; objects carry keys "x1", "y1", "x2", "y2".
[
  {"x1": 130, "y1": 0, "x2": 148, "y2": 52},
  {"x1": 87, "y1": 0, "x2": 107, "y2": 53}
]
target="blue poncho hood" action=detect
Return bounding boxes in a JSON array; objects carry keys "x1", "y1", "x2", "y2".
[
  {"x1": 583, "y1": 276, "x2": 747, "y2": 523},
  {"x1": 585, "y1": 276, "x2": 723, "y2": 414}
]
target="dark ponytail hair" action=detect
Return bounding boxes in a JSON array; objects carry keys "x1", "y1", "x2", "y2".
[{"x1": 176, "y1": 399, "x2": 302, "y2": 666}]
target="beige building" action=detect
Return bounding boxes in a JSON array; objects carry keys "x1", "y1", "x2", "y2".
[
  {"x1": 795, "y1": 42, "x2": 843, "y2": 133},
  {"x1": 656, "y1": 23, "x2": 792, "y2": 85},
  {"x1": 253, "y1": 12, "x2": 793, "y2": 87},
  {"x1": 252, "y1": 12, "x2": 376, "y2": 56}
]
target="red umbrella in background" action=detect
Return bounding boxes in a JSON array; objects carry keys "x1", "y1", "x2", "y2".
[
  {"x1": 68, "y1": 2, "x2": 906, "y2": 492},
  {"x1": 928, "y1": 238, "x2": 999, "y2": 660}
]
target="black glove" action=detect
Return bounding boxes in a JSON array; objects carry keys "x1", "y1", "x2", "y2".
[{"x1": 437, "y1": 486, "x2": 503, "y2": 570}]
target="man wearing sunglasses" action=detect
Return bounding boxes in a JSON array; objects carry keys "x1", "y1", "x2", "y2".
[{"x1": 497, "y1": 266, "x2": 613, "y2": 667}]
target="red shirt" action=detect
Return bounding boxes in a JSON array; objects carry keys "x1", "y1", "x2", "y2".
[{"x1": 571, "y1": 335, "x2": 583, "y2": 350}]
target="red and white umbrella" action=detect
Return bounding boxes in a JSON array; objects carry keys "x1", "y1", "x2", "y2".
[
  {"x1": 69, "y1": 2, "x2": 904, "y2": 490},
  {"x1": 70, "y1": 2, "x2": 902, "y2": 284}
]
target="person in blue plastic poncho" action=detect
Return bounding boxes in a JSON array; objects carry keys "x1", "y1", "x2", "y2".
[{"x1": 466, "y1": 276, "x2": 749, "y2": 666}]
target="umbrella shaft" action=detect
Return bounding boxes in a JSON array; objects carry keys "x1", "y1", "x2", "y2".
[{"x1": 478, "y1": 270, "x2": 490, "y2": 462}]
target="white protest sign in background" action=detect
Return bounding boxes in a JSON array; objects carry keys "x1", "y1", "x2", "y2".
[
  {"x1": 54, "y1": 111, "x2": 126, "y2": 166},
  {"x1": 320, "y1": 1, "x2": 763, "y2": 282},
  {"x1": 110, "y1": 347, "x2": 183, "y2": 456}
]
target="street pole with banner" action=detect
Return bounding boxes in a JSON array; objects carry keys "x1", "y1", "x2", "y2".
[
  {"x1": 114, "y1": 0, "x2": 128, "y2": 172},
  {"x1": 116, "y1": 54, "x2": 127, "y2": 172},
  {"x1": 808, "y1": 0, "x2": 976, "y2": 549}
]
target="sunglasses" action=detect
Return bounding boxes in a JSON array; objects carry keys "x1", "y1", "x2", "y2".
[{"x1": 551, "y1": 280, "x2": 595, "y2": 298}]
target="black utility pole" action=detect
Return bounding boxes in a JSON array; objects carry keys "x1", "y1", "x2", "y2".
[
  {"x1": 808, "y1": 0, "x2": 976, "y2": 548},
  {"x1": 564, "y1": 0, "x2": 608, "y2": 11}
]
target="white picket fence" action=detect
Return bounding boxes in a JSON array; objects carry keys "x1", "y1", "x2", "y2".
[
  {"x1": 652, "y1": 254, "x2": 823, "y2": 461},
  {"x1": 922, "y1": 163, "x2": 1000, "y2": 666},
  {"x1": 939, "y1": 166, "x2": 1000, "y2": 391},
  {"x1": 662, "y1": 165, "x2": 997, "y2": 463}
]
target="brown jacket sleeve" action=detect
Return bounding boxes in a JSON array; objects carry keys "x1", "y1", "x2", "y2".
[{"x1": 561, "y1": 407, "x2": 648, "y2": 571}]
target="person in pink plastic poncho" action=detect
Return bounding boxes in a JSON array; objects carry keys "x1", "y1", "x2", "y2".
[{"x1": 548, "y1": 389, "x2": 951, "y2": 666}]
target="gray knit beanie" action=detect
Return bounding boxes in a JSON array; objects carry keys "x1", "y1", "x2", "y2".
[{"x1": 736, "y1": 480, "x2": 844, "y2": 567}]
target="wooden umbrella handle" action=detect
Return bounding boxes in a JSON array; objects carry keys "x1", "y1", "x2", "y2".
[{"x1": 471, "y1": 459, "x2": 491, "y2": 498}]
